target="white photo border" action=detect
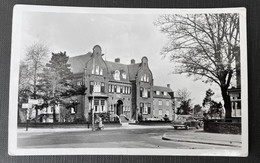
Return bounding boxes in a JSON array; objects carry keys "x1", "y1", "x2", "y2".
[{"x1": 8, "y1": 5, "x2": 248, "y2": 156}]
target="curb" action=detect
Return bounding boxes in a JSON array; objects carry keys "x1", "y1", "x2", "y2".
[{"x1": 162, "y1": 134, "x2": 241, "y2": 147}]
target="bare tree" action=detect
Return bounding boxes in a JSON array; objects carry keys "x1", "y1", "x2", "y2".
[
  {"x1": 24, "y1": 42, "x2": 49, "y2": 99},
  {"x1": 155, "y1": 13, "x2": 240, "y2": 118},
  {"x1": 176, "y1": 88, "x2": 192, "y2": 115},
  {"x1": 176, "y1": 88, "x2": 191, "y2": 102}
]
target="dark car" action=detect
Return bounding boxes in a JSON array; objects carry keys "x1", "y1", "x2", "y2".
[{"x1": 172, "y1": 115, "x2": 201, "y2": 130}]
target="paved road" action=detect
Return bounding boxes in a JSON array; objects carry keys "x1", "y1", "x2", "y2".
[{"x1": 17, "y1": 127, "x2": 238, "y2": 149}]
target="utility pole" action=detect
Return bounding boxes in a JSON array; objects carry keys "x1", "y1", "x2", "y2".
[{"x1": 92, "y1": 93, "x2": 95, "y2": 131}]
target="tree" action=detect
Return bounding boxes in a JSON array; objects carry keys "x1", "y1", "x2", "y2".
[
  {"x1": 176, "y1": 88, "x2": 192, "y2": 115},
  {"x1": 155, "y1": 13, "x2": 240, "y2": 118},
  {"x1": 24, "y1": 42, "x2": 49, "y2": 99},
  {"x1": 176, "y1": 88, "x2": 191, "y2": 101},
  {"x1": 39, "y1": 51, "x2": 73, "y2": 122},
  {"x1": 176, "y1": 99, "x2": 192, "y2": 115},
  {"x1": 193, "y1": 104, "x2": 203, "y2": 117},
  {"x1": 202, "y1": 89, "x2": 224, "y2": 119}
]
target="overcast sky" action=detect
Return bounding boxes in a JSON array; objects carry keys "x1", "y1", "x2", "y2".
[{"x1": 19, "y1": 10, "x2": 222, "y2": 106}]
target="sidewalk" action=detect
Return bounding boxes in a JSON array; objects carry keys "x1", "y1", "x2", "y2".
[
  {"x1": 18, "y1": 123, "x2": 171, "y2": 133},
  {"x1": 162, "y1": 130, "x2": 241, "y2": 147}
]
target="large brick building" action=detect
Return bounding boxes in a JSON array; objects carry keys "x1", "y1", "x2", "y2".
[{"x1": 68, "y1": 45, "x2": 175, "y2": 122}]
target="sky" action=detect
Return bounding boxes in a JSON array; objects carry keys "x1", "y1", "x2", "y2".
[{"x1": 19, "y1": 10, "x2": 222, "y2": 106}]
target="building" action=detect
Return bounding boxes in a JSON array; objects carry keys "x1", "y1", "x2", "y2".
[
  {"x1": 67, "y1": 45, "x2": 175, "y2": 122},
  {"x1": 152, "y1": 85, "x2": 174, "y2": 121},
  {"x1": 227, "y1": 51, "x2": 241, "y2": 119}
]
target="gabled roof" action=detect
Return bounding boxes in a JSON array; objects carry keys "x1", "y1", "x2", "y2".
[
  {"x1": 105, "y1": 61, "x2": 130, "y2": 82},
  {"x1": 68, "y1": 53, "x2": 92, "y2": 74},
  {"x1": 152, "y1": 85, "x2": 173, "y2": 99},
  {"x1": 127, "y1": 63, "x2": 141, "y2": 80}
]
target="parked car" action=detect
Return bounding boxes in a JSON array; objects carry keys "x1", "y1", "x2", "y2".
[{"x1": 172, "y1": 115, "x2": 201, "y2": 130}]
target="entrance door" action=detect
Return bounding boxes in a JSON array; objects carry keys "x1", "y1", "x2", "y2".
[{"x1": 116, "y1": 100, "x2": 123, "y2": 115}]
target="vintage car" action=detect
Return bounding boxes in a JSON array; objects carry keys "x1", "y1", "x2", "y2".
[{"x1": 172, "y1": 115, "x2": 201, "y2": 130}]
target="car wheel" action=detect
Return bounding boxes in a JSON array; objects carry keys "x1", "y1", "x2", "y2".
[
  {"x1": 174, "y1": 126, "x2": 178, "y2": 130},
  {"x1": 196, "y1": 125, "x2": 200, "y2": 129},
  {"x1": 185, "y1": 125, "x2": 190, "y2": 130}
]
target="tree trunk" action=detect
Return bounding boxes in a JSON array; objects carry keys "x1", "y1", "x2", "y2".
[
  {"x1": 53, "y1": 105, "x2": 56, "y2": 123},
  {"x1": 220, "y1": 85, "x2": 231, "y2": 118}
]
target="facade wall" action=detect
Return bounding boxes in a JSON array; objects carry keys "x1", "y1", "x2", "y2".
[
  {"x1": 153, "y1": 98, "x2": 173, "y2": 120},
  {"x1": 107, "y1": 81, "x2": 132, "y2": 119},
  {"x1": 135, "y1": 57, "x2": 154, "y2": 120}
]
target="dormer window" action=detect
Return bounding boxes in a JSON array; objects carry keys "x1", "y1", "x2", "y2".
[
  {"x1": 156, "y1": 91, "x2": 160, "y2": 95},
  {"x1": 122, "y1": 73, "x2": 126, "y2": 79},
  {"x1": 164, "y1": 92, "x2": 168, "y2": 96},
  {"x1": 114, "y1": 70, "x2": 120, "y2": 80}
]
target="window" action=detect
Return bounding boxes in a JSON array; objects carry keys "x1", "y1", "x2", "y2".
[
  {"x1": 101, "y1": 100, "x2": 105, "y2": 112},
  {"x1": 111, "y1": 85, "x2": 114, "y2": 93},
  {"x1": 156, "y1": 91, "x2": 160, "y2": 95},
  {"x1": 143, "y1": 103, "x2": 148, "y2": 114},
  {"x1": 94, "y1": 99, "x2": 99, "y2": 112},
  {"x1": 140, "y1": 87, "x2": 143, "y2": 97},
  {"x1": 91, "y1": 68, "x2": 94, "y2": 74},
  {"x1": 108, "y1": 85, "x2": 111, "y2": 93},
  {"x1": 166, "y1": 110, "x2": 170, "y2": 115},
  {"x1": 143, "y1": 74, "x2": 147, "y2": 82},
  {"x1": 141, "y1": 76, "x2": 144, "y2": 81},
  {"x1": 122, "y1": 73, "x2": 126, "y2": 79},
  {"x1": 116, "y1": 85, "x2": 120, "y2": 93},
  {"x1": 147, "y1": 103, "x2": 151, "y2": 114},
  {"x1": 96, "y1": 66, "x2": 100, "y2": 75},
  {"x1": 101, "y1": 82, "x2": 105, "y2": 93},
  {"x1": 100, "y1": 68, "x2": 103, "y2": 75},
  {"x1": 164, "y1": 92, "x2": 168, "y2": 96},
  {"x1": 166, "y1": 100, "x2": 170, "y2": 106},
  {"x1": 114, "y1": 85, "x2": 117, "y2": 92},
  {"x1": 140, "y1": 103, "x2": 144, "y2": 113},
  {"x1": 147, "y1": 76, "x2": 149, "y2": 82},
  {"x1": 90, "y1": 81, "x2": 94, "y2": 93},
  {"x1": 148, "y1": 90, "x2": 150, "y2": 98},
  {"x1": 159, "y1": 100, "x2": 162, "y2": 106},
  {"x1": 129, "y1": 87, "x2": 131, "y2": 94},
  {"x1": 94, "y1": 82, "x2": 101, "y2": 92},
  {"x1": 114, "y1": 70, "x2": 120, "y2": 80},
  {"x1": 140, "y1": 88, "x2": 148, "y2": 98},
  {"x1": 120, "y1": 86, "x2": 123, "y2": 93},
  {"x1": 159, "y1": 110, "x2": 163, "y2": 115}
]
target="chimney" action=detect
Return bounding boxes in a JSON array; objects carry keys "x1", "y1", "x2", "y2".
[
  {"x1": 167, "y1": 84, "x2": 171, "y2": 88},
  {"x1": 131, "y1": 59, "x2": 135, "y2": 64},
  {"x1": 115, "y1": 58, "x2": 120, "y2": 63}
]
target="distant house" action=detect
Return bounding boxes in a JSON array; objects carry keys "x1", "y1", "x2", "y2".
[
  {"x1": 66, "y1": 45, "x2": 175, "y2": 122},
  {"x1": 227, "y1": 54, "x2": 241, "y2": 119},
  {"x1": 152, "y1": 85, "x2": 174, "y2": 121}
]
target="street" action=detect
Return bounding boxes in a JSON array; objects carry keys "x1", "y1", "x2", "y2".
[{"x1": 17, "y1": 126, "x2": 240, "y2": 149}]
